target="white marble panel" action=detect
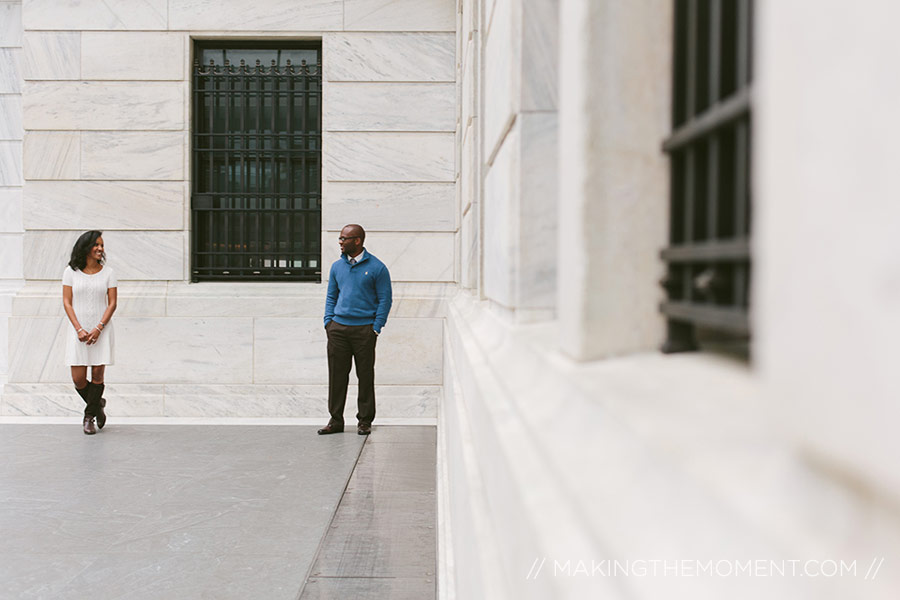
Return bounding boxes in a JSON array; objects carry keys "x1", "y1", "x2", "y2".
[
  {"x1": 0, "y1": 2, "x2": 22, "y2": 48},
  {"x1": 517, "y1": 112, "x2": 557, "y2": 309},
  {"x1": 81, "y1": 32, "x2": 183, "y2": 81},
  {"x1": 81, "y1": 132, "x2": 183, "y2": 180},
  {"x1": 1, "y1": 383, "x2": 164, "y2": 416},
  {"x1": 24, "y1": 230, "x2": 183, "y2": 280},
  {"x1": 0, "y1": 141, "x2": 22, "y2": 185},
  {"x1": 483, "y1": 0, "x2": 517, "y2": 160},
  {"x1": 22, "y1": 131, "x2": 78, "y2": 179},
  {"x1": 460, "y1": 206, "x2": 477, "y2": 290},
  {"x1": 253, "y1": 318, "x2": 327, "y2": 384},
  {"x1": 254, "y1": 317, "x2": 442, "y2": 385},
  {"x1": 10, "y1": 281, "x2": 167, "y2": 317},
  {"x1": 22, "y1": 0, "x2": 167, "y2": 30},
  {"x1": 460, "y1": 120, "x2": 475, "y2": 215},
  {"x1": 482, "y1": 123, "x2": 517, "y2": 307},
  {"x1": 164, "y1": 384, "x2": 438, "y2": 418},
  {"x1": 0, "y1": 189, "x2": 23, "y2": 232},
  {"x1": 23, "y1": 181, "x2": 184, "y2": 229},
  {"x1": 169, "y1": 0, "x2": 341, "y2": 31},
  {"x1": 167, "y1": 283, "x2": 325, "y2": 318},
  {"x1": 6, "y1": 316, "x2": 67, "y2": 382},
  {"x1": 0, "y1": 48, "x2": 21, "y2": 92},
  {"x1": 325, "y1": 33, "x2": 455, "y2": 82},
  {"x1": 0, "y1": 95, "x2": 22, "y2": 140},
  {"x1": 325, "y1": 82, "x2": 456, "y2": 131},
  {"x1": 322, "y1": 231, "x2": 455, "y2": 282},
  {"x1": 461, "y1": 37, "x2": 475, "y2": 130},
  {"x1": 22, "y1": 32, "x2": 79, "y2": 80},
  {"x1": 23, "y1": 82, "x2": 184, "y2": 130},
  {"x1": 0, "y1": 233, "x2": 24, "y2": 278},
  {"x1": 521, "y1": 0, "x2": 558, "y2": 111},
  {"x1": 112, "y1": 317, "x2": 253, "y2": 384},
  {"x1": 345, "y1": 0, "x2": 456, "y2": 32},
  {"x1": 323, "y1": 182, "x2": 455, "y2": 231},
  {"x1": 325, "y1": 132, "x2": 455, "y2": 182}
]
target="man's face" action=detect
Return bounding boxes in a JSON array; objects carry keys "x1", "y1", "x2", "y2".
[{"x1": 339, "y1": 226, "x2": 362, "y2": 256}]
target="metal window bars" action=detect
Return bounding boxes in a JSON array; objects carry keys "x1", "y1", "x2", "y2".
[
  {"x1": 191, "y1": 44, "x2": 322, "y2": 282},
  {"x1": 661, "y1": 0, "x2": 753, "y2": 352}
]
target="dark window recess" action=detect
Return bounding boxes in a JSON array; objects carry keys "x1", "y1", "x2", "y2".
[
  {"x1": 661, "y1": 0, "x2": 753, "y2": 354},
  {"x1": 191, "y1": 43, "x2": 322, "y2": 282}
]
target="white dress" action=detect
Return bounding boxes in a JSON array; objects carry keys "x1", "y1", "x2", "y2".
[{"x1": 63, "y1": 265, "x2": 117, "y2": 366}]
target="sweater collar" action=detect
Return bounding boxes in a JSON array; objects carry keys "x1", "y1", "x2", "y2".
[{"x1": 343, "y1": 249, "x2": 368, "y2": 264}]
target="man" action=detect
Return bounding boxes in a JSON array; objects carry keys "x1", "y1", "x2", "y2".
[{"x1": 318, "y1": 224, "x2": 393, "y2": 436}]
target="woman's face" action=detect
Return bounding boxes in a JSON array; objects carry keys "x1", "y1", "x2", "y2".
[{"x1": 91, "y1": 237, "x2": 105, "y2": 262}]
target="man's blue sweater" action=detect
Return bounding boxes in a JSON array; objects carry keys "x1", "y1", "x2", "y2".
[{"x1": 324, "y1": 250, "x2": 393, "y2": 333}]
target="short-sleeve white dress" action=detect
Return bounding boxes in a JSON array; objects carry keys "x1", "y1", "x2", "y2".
[{"x1": 63, "y1": 265, "x2": 117, "y2": 366}]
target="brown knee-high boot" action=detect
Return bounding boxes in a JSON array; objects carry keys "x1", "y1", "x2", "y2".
[
  {"x1": 76, "y1": 385, "x2": 96, "y2": 435},
  {"x1": 88, "y1": 382, "x2": 106, "y2": 430}
]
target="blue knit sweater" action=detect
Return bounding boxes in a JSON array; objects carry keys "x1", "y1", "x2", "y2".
[{"x1": 324, "y1": 250, "x2": 393, "y2": 333}]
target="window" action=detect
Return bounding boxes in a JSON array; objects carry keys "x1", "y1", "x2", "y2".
[
  {"x1": 191, "y1": 42, "x2": 322, "y2": 281},
  {"x1": 661, "y1": 0, "x2": 752, "y2": 353}
]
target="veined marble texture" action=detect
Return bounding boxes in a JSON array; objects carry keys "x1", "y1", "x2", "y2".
[
  {"x1": 325, "y1": 33, "x2": 455, "y2": 82},
  {"x1": 12, "y1": 281, "x2": 167, "y2": 317},
  {"x1": 23, "y1": 0, "x2": 167, "y2": 30},
  {"x1": 325, "y1": 82, "x2": 456, "y2": 132},
  {"x1": 0, "y1": 96, "x2": 22, "y2": 140},
  {"x1": 323, "y1": 231, "x2": 455, "y2": 282},
  {"x1": 0, "y1": 141, "x2": 22, "y2": 186},
  {"x1": 521, "y1": 0, "x2": 559, "y2": 111},
  {"x1": 81, "y1": 32, "x2": 183, "y2": 81},
  {"x1": 6, "y1": 315, "x2": 67, "y2": 382},
  {"x1": 460, "y1": 123, "x2": 475, "y2": 215},
  {"x1": 164, "y1": 384, "x2": 438, "y2": 418},
  {"x1": 518, "y1": 112, "x2": 558, "y2": 309},
  {"x1": 483, "y1": 0, "x2": 517, "y2": 160},
  {"x1": 22, "y1": 131, "x2": 79, "y2": 179},
  {"x1": 24, "y1": 230, "x2": 184, "y2": 280},
  {"x1": 460, "y1": 208, "x2": 477, "y2": 290},
  {"x1": 23, "y1": 181, "x2": 184, "y2": 229},
  {"x1": 0, "y1": 48, "x2": 21, "y2": 93},
  {"x1": 254, "y1": 317, "x2": 443, "y2": 385},
  {"x1": 169, "y1": 0, "x2": 341, "y2": 31},
  {"x1": 0, "y1": 189, "x2": 23, "y2": 233},
  {"x1": 22, "y1": 32, "x2": 79, "y2": 80},
  {"x1": 115, "y1": 317, "x2": 254, "y2": 383},
  {"x1": 461, "y1": 37, "x2": 476, "y2": 131},
  {"x1": 325, "y1": 132, "x2": 455, "y2": 182},
  {"x1": 0, "y1": 234, "x2": 24, "y2": 278},
  {"x1": 1, "y1": 382, "x2": 164, "y2": 416},
  {"x1": 81, "y1": 132, "x2": 184, "y2": 180},
  {"x1": 323, "y1": 181, "x2": 456, "y2": 231},
  {"x1": 23, "y1": 81, "x2": 184, "y2": 130},
  {"x1": 0, "y1": 2, "x2": 22, "y2": 48},
  {"x1": 482, "y1": 123, "x2": 517, "y2": 307},
  {"x1": 344, "y1": 0, "x2": 456, "y2": 32}
]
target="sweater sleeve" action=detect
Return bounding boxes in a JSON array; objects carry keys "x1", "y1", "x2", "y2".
[
  {"x1": 372, "y1": 264, "x2": 393, "y2": 334},
  {"x1": 324, "y1": 263, "x2": 339, "y2": 327}
]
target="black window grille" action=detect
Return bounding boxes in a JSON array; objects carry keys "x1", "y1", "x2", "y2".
[
  {"x1": 191, "y1": 42, "x2": 322, "y2": 282},
  {"x1": 661, "y1": 0, "x2": 753, "y2": 353}
]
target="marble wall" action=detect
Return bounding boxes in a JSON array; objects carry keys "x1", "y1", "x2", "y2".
[
  {"x1": 1, "y1": 0, "x2": 457, "y2": 419},
  {"x1": 0, "y1": 1, "x2": 24, "y2": 388}
]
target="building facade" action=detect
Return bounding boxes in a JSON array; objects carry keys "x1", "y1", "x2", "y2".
[{"x1": 2, "y1": 1, "x2": 900, "y2": 599}]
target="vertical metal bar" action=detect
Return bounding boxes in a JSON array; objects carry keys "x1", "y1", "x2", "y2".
[
  {"x1": 191, "y1": 63, "x2": 199, "y2": 281},
  {"x1": 737, "y1": 0, "x2": 750, "y2": 86},
  {"x1": 287, "y1": 65, "x2": 296, "y2": 267},
  {"x1": 223, "y1": 65, "x2": 231, "y2": 273},
  {"x1": 300, "y1": 63, "x2": 309, "y2": 260},
  {"x1": 706, "y1": 0, "x2": 722, "y2": 245},
  {"x1": 270, "y1": 64, "x2": 280, "y2": 269},
  {"x1": 685, "y1": 0, "x2": 698, "y2": 118},
  {"x1": 208, "y1": 69, "x2": 216, "y2": 272},
  {"x1": 733, "y1": 119, "x2": 749, "y2": 306},
  {"x1": 256, "y1": 62, "x2": 263, "y2": 270},
  {"x1": 682, "y1": 148, "x2": 695, "y2": 301}
]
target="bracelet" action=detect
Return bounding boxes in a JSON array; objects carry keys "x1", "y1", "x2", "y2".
[
  {"x1": 97, "y1": 322, "x2": 104, "y2": 330},
  {"x1": 77, "y1": 328, "x2": 85, "y2": 333}
]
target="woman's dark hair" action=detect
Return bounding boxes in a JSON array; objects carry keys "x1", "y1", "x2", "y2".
[{"x1": 68, "y1": 230, "x2": 104, "y2": 271}]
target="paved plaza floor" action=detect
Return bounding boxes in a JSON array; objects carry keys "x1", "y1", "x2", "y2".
[{"x1": 0, "y1": 424, "x2": 436, "y2": 600}]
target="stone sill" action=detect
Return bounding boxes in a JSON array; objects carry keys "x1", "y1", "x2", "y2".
[{"x1": 445, "y1": 292, "x2": 900, "y2": 598}]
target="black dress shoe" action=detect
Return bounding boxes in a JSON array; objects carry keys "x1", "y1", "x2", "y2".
[
  {"x1": 317, "y1": 424, "x2": 344, "y2": 435},
  {"x1": 357, "y1": 424, "x2": 371, "y2": 435}
]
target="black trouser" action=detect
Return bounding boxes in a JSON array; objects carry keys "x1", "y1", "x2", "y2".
[{"x1": 326, "y1": 321, "x2": 377, "y2": 426}]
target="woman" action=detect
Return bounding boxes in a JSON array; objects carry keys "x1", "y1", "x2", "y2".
[{"x1": 62, "y1": 231, "x2": 118, "y2": 435}]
